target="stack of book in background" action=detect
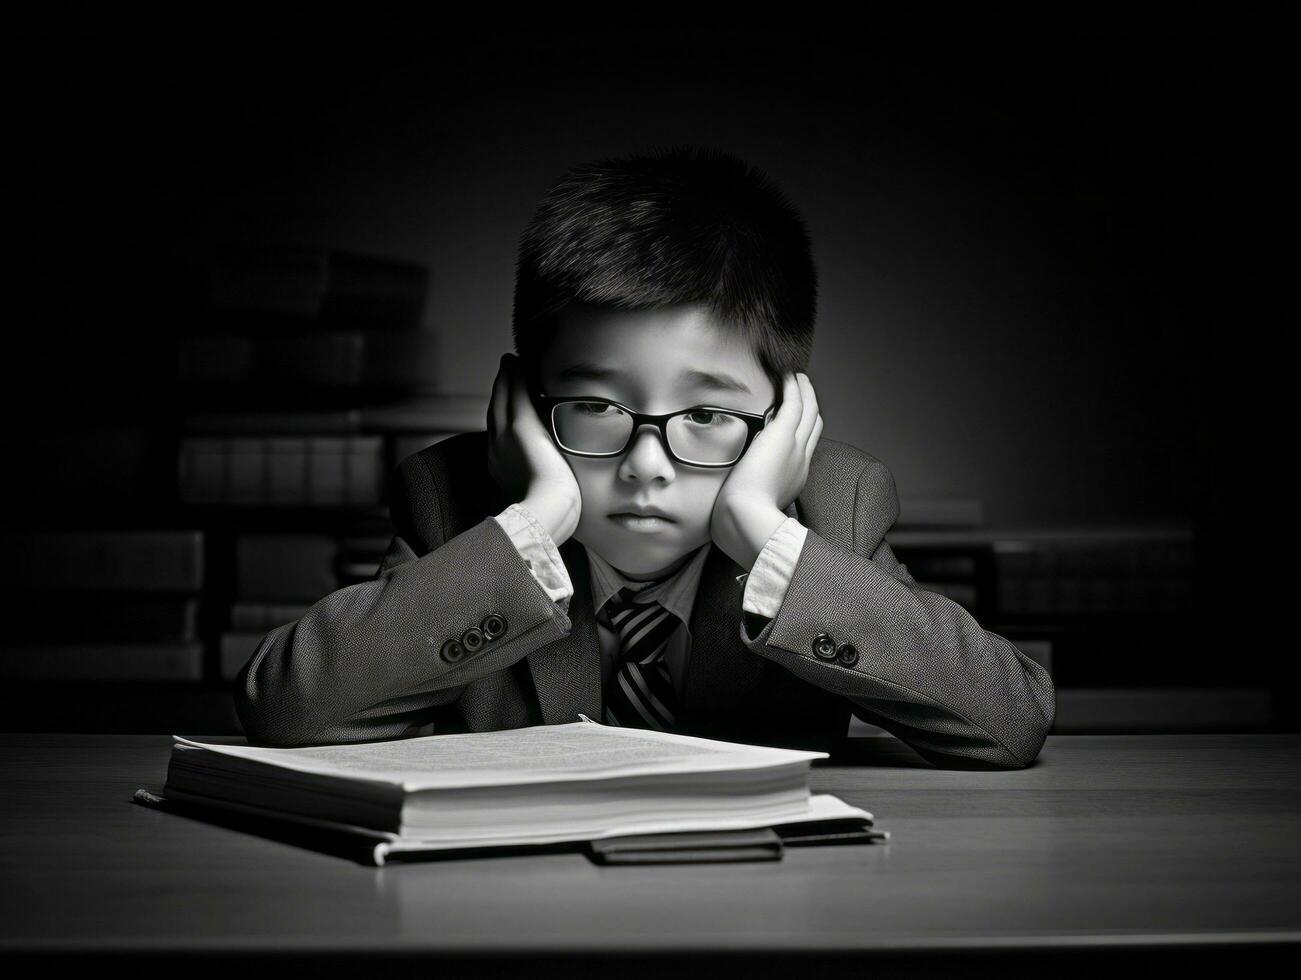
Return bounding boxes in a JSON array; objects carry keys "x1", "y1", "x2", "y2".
[
  {"x1": 0, "y1": 245, "x2": 492, "y2": 733},
  {"x1": 0, "y1": 530, "x2": 205, "y2": 681},
  {"x1": 175, "y1": 246, "x2": 486, "y2": 507},
  {"x1": 177, "y1": 396, "x2": 486, "y2": 508},
  {"x1": 179, "y1": 429, "x2": 386, "y2": 508},
  {"x1": 886, "y1": 510, "x2": 1260, "y2": 733},
  {"x1": 992, "y1": 531, "x2": 1193, "y2": 617}
]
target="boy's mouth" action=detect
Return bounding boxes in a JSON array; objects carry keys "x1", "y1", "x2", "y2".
[
  {"x1": 610, "y1": 507, "x2": 674, "y2": 520},
  {"x1": 609, "y1": 511, "x2": 676, "y2": 531}
]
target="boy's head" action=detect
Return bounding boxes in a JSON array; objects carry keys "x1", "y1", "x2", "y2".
[{"x1": 510, "y1": 147, "x2": 817, "y2": 580}]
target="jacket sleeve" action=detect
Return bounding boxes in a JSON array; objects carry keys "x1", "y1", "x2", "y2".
[
  {"x1": 738, "y1": 459, "x2": 1056, "y2": 770},
  {"x1": 234, "y1": 514, "x2": 574, "y2": 747}
]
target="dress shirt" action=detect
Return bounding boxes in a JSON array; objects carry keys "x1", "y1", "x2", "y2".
[
  {"x1": 492, "y1": 503, "x2": 809, "y2": 700},
  {"x1": 582, "y1": 540, "x2": 710, "y2": 701}
]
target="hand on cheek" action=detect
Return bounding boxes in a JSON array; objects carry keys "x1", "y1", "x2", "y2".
[{"x1": 709, "y1": 372, "x2": 823, "y2": 568}]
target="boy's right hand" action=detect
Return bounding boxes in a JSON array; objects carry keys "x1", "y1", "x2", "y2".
[{"x1": 486, "y1": 353, "x2": 582, "y2": 545}]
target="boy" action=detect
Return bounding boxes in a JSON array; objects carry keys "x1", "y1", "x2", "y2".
[{"x1": 236, "y1": 147, "x2": 1054, "y2": 769}]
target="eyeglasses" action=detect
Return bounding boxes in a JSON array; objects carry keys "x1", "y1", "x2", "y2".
[{"x1": 533, "y1": 393, "x2": 776, "y2": 468}]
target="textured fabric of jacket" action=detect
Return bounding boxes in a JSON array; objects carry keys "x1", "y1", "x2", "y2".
[{"x1": 235, "y1": 431, "x2": 1055, "y2": 769}]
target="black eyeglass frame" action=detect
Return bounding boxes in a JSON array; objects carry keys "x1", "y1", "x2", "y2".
[{"x1": 532, "y1": 392, "x2": 778, "y2": 468}]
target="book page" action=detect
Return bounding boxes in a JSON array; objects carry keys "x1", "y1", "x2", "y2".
[
  {"x1": 386, "y1": 793, "x2": 875, "y2": 853},
  {"x1": 175, "y1": 720, "x2": 828, "y2": 790}
]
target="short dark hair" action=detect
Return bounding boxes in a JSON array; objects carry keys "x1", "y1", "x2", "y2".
[{"x1": 511, "y1": 146, "x2": 817, "y2": 400}]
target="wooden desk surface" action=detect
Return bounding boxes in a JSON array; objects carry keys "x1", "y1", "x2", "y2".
[{"x1": 1, "y1": 734, "x2": 1299, "y2": 974}]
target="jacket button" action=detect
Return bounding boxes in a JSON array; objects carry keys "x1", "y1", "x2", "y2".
[
  {"x1": 835, "y1": 643, "x2": 859, "y2": 668},
  {"x1": 461, "y1": 626, "x2": 485, "y2": 653},
  {"x1": 811, "y1": 633, "x2": 838, "y2": 660},
  {"x1": 481, "y1": 613, "x2": 507, "y2": 641},
  {"x1": 439, "y1": 639, "x2": 466, "y2": 664}
]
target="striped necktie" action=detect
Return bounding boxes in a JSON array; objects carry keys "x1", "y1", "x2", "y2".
[{"x1": 599, "y1": 585, "x2": 682, "y2": 730}]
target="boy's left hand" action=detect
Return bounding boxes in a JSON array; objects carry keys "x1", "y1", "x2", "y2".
[{"x1": 710, "y1": 372, "x2": 823, "y2": 568}]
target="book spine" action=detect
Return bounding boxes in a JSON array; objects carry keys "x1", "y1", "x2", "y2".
[
  {"x1": 0, "y1": 531, "x2": 204, "y2": 592},
  {"x1": 235, "y1": 533, "x2": 338, "y2": 601},
  {"x1": 3, "y1": 643, "x2": 204, "y2": 681},
  {"x1": 994, "y1": 540, "x2": 1192, "y2": 616},
  {"x1": 8, "y1": 595, "x2": 199, "y2": 642},
  {"x1": 178, "y1": 436, "x2": 382, "y2": 506}
]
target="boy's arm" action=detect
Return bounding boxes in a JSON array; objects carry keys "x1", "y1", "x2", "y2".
[
  {"x1": 736, "y1": 461, "x2": 1055, "y2": 770},
  {"x1": 234, "y1": 514, "x2": 574, "y2": 747}
]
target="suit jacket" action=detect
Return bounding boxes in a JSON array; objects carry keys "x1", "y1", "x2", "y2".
[{"x1": 235, "y1": 431, "x2": 1055, "y2": 769}]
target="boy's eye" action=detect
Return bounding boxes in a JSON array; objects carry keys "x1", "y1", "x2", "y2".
[{"x1": 685, "y1": 410, "x2": 720, "y2": 425}]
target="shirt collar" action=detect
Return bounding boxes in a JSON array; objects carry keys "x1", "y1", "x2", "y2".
[{"x1": 583, "y1": 541, "x2": 712, "y2": 629}]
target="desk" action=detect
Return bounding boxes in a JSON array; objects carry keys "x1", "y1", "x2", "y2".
[{"x1": 1, "y1": 734, "x2": 1299, "y2": 976}]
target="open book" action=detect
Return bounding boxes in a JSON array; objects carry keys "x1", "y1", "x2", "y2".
[{"x1": 159, "y1": 716, "x2": 875, "y2": 864}]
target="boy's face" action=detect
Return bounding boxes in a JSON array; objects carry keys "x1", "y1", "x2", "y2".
[{"x1": 535, "y1": 303, "x2": 777, "y2": 581}]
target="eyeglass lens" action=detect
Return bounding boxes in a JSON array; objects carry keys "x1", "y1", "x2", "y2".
[{"x1": 551, "y1": 401, "x2": 751, "y2": 465}]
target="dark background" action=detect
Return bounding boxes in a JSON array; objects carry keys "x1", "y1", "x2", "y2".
[{"x1": 0, "y1": 7, "x2": 1282, "y2": 731}]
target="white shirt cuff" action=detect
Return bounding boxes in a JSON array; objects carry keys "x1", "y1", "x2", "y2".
[
  {"x1": 493, "y1": 502, "x2": 573, "y2": 612},
  {"x1": 741, "y1": 516, "x2": 809, "y2": 617}
]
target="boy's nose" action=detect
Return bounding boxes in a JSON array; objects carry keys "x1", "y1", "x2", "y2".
[{"x1": 619, "y1": 424, "x2": 675, "y2": 479}]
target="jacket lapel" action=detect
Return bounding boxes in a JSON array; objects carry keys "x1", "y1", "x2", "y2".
[
  {"x1": 679, "y1": 496, "x2": 801, "y2": 721},
  {"x1": 525, "y1": 535, "x2": 602, "y2": 725},
  {"x1": 678, "y1": 541, "x2": 765, "y2": 721}
]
